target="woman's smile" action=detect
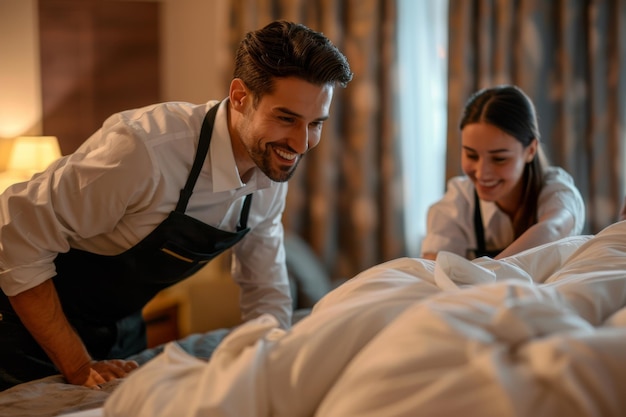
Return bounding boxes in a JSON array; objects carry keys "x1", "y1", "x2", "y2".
[{"x1": 474, "y1": 179, "x2": 503, "y2": 200}]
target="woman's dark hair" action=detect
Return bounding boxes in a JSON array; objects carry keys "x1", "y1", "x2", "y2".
[
  {"x1": 233, "y1": 20, "x2": 353, "y2": 105},
  {"x1": 460, "y1": 85, "x2": 548, "y2": 238}
]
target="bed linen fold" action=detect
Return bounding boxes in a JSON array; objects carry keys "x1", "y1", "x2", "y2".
[{"x1": 101, "y1": 224, "x2": 626, "y2": 417}]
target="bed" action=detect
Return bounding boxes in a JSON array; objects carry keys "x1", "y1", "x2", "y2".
[
  {"x1": 0, "y1": 330, "x2": 230, "y2": 417},
  {"x1": 4, "y1": 220, "x2": 626, "y2": 417}
]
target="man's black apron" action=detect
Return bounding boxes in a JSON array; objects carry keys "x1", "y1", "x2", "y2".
[
  {"x1": 468, "y1": 190, "x2": 503, "y2": 259},
  {"x1": 0, "y1": 104, "x2": 252, "y2": 389}
]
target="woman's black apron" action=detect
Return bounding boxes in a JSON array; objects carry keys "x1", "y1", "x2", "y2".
[
  {"x1": 0, "y1": 104, "x2": 252, "y2": 389},
  {"x1": 468, "y1": 190, "x2": 503, "y2": 259}
]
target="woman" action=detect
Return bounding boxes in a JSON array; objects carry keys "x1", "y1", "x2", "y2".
[{"x1": 421, "y1": 85, "x2": 585, "y2": 260}]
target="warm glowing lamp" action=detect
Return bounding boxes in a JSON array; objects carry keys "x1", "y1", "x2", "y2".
[
  {"x1": 0, "y1": 136, "x2": 62, "y2": 193},
  {"x1": 6, "y1": 136, "x2": 62, "y2": 175}
]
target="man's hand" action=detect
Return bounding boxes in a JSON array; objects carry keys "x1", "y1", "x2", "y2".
[
  {"x1": 68, "y1": 359, "x2": 140, "y2": 388},
  {"x1": 9, "y1": 280, "x2": 138, "y2": 388}
]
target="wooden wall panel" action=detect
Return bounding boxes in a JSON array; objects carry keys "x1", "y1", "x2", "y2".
[{"x1": 38, "y1": 0, "x2": 160, "y2": 154}]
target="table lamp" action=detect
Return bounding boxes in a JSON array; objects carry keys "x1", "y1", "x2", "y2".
[{"x1": 0, "y1": 135, "x2": 61, "y2": 193}]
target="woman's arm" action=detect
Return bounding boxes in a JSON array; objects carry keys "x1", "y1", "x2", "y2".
[{"x1": 494, "y1": 208, "x2": 575, "y2": 259}]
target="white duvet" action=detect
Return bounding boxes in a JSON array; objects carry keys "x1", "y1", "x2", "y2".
[{"x1": 102, "y1": 221, "x2": 626, "y2": 417}]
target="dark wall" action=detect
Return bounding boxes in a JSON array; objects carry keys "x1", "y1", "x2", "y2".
[{"x1": 39, "y1": 0, "x2": 161, "y2": 154}]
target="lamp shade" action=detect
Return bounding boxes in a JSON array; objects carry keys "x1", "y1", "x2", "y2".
[{"x1": 6, "y1": 136, "x2": 62, "y2": 174}]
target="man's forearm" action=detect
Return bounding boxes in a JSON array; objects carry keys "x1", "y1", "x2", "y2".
[{"x1": 8, "y1": 279, "x2": 93, "y2": 384}]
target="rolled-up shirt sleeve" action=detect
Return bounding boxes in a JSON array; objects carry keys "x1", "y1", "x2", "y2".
[{"x1": 0, "y1": 119, "x2": 157, "y2": 296}]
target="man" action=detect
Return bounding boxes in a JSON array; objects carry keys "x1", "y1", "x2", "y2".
[{"x1": 0, "y1": 20, "x2": 352, "y2": 390}]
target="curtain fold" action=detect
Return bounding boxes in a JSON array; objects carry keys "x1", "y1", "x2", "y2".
[
  {"x1": 447, "y1": 0, "x2": 626, "y2": 234},
  {"x1": 226, "y1": 0, "x2": 405, "y2": 280}
]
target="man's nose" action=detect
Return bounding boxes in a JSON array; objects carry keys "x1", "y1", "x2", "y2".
[{"x1": 290, "y1": 126, "x2": 309, "y2": 154}]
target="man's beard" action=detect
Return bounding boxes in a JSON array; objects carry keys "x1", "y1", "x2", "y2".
[{"x1": 248, "y1": 143, "x2": 302, "y2": 182}]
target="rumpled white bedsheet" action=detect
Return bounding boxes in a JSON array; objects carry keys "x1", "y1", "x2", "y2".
[{"x1": 103, "y1": 221, "x2": 626, "y2": 417}]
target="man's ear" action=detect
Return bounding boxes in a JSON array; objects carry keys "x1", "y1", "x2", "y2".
[{"x1": 229, "y1": 78, "x2": 248, "y2": 112}]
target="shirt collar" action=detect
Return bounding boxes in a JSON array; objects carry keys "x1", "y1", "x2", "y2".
[
  {"x1": 479, "y1": 198, "x2": 507, "y2": 224},
  {"x1": 209, "y1": 99, "x2": 272, "y2": 192}
]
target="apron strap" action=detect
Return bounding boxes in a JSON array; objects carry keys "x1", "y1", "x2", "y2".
[
  {"x1": 473, "y1": 190, "x2": 487, "y2": 254},
  {"x1": 237, "y1": 193, "x2": 253, "y2": 231},
  {"x1": 175, "y1": 103, "x2": 220, "y2": 213},
  {"x1": 174, "y1": 102, "x2": 254, "y2": 231}
]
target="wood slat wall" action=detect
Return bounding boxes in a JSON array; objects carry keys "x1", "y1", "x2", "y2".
[{"x1": 38, "y1": 0, "x2": 161, "y2": 154}]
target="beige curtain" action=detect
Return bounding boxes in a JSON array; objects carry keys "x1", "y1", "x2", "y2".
[
  {"x1": 226, "y1": 0, "x2": 405, "y2": 280},
  {"x1": 447, "y1": 0, "x2": 626, "y2": 234}
]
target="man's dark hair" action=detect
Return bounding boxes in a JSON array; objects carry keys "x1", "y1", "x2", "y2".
[{"x1": 233, "y1": 20, "x2": 353, "y2": 104}]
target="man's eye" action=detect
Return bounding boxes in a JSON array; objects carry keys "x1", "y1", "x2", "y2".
[{"x1": 279, "y1": 116, "x2": 295, "y2": 123}]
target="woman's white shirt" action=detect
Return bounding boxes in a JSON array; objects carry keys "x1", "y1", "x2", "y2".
[{"x1": 420, "y1": 166, "x2": 585, "y2": 259}]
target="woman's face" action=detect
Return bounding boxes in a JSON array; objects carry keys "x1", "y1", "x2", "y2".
[{"x1": 461, "y1": 122, "x2": 537, "y2": 215}]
